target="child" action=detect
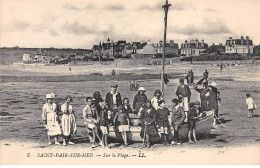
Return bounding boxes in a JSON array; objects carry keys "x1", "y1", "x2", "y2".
[
  {"x1": 246, "y1": 94, "x2": 257, "y2": 118},
  {"x1": 151, "y1": 90, "x2": 163, "y2": 110},
  {"x1": 122, "y1": 97, "x2": 132, "y2": 114},
  {"x1": 187, "y1": 102, "x2": 198, "y2": 143},
  {"x1": 156, "y1": 100, "x2": 170, "y2": 145},
  {"x1": 99, "y1": 102, "x2": 110, "y2": 149},
  {"x1": 83, "y1": 97, "x2": 103, "y2": 148},
  {"x1": 133, "y1": 87, "x2": 148, "y2": 114},
  {"x1": 61, "y1": 95, "x2": 77, "y2": 146},
  {"x1": 171, "y1": 99, "x2": 185, "y2": 145},
  {"x1": 113, "y1": 105, "x2": 130, "y2": 147},
  {"x1": 42, "y1": 93, "x2": 61, "y2": 145}
]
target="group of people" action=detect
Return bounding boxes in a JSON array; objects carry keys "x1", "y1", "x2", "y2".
[{"x1": 41, "y1": 70, "x2": 224, "y2": 148}]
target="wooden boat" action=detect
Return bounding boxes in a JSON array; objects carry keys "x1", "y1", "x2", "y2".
[{"x1": 108, "y1": 110, "x2": 214, "y2": 142}]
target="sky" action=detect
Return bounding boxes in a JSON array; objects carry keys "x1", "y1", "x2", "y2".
[{"x1": 1, "y1": 0, "x2": 260, "y2": 49}]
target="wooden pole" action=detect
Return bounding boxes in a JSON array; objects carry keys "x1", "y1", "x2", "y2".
[{"x1": 161, "y1": 0, "x2": 171, "y2": 94}]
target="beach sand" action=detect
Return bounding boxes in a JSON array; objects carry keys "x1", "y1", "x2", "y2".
[{"x1": 0, "y1": 60, "x2": 260, "y2": 164}]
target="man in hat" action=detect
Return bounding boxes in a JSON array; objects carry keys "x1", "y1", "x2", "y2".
[
  {"x1": 105, "y1": 84, "x2": 122, "y2": 124},
  {"x1": 176, "y1": 78, "x2": 191, "y2": 120}
]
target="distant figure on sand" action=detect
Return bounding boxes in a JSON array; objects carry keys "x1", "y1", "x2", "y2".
[
  {"x1": 61, "y1": 95, "x2": 77, "y2": 146},
  {"x1": 111, "y1": 69, "x2": 116, "y2": 79},
  {"x1": 246, "y1": 94, "x2": 257, "y2": 118},
  {"x1": 42, "y1": 93, "x2": 61, "y2": 145},
  {"x1": 186, "y1": 71, "x2": 192, "y2": 85},
  {"x1": 203, "y1": 70, "x2": 209, "y2": 82}
]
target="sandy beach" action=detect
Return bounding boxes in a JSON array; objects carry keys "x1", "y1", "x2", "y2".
[{"x1": 0, "y1": 59, "x2": 260, "y2": 164}]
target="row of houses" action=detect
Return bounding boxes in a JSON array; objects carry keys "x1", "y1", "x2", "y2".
[
  {"x1": 92, "y1": 38, "x2": 179, "y2": 57},
  {"x1": 93, "y1": 36, "x2": 255, "y2": 57}
]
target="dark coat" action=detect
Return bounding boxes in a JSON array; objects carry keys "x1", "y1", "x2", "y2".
[
  {"x1": 195, "y1": 86, "x2": 211, "y2": 111},
  {"x1": 133, "y1": 93, "x2": 148, "y2": 112},
  {"x1": 140, "y1": 107, "x2": 158, "y2": 137},
  {"x1": 176, "y1": 85, "x2": 191, "y2": 98},
  {"x1": 208, "y1": 86, "x2": 220, "y2": 111},
  {"x1": 105, "y1": 92, "x2": 122, "y2": 110},
  {"x1": 171, "y1": 105, "x2": 185, "y2": 127}
]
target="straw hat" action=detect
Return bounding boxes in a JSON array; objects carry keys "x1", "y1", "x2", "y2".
[
  {"x1": 46, "y1": 93, "x2": 54, "y2": 99},
  {"x1": 138, "y1": 87, "x2": 146, "y2": 92}
]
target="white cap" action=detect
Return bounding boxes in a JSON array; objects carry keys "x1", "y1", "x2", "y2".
[
  {"x1": 138, "y1": 87, "x2": 146, "y2": 91},
  {"x1": 46, "y1": 93, "x2": 55, "y2": 99},
  {"x1": 210, "y1": 82, "x2": 217, "y2": 87}
]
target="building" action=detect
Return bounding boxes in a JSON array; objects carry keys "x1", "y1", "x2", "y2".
[
  {"x1": 136, "y1": 42, "x2": 147, "y2": 54},
  {"x1": 122, "y1": 44, "x2": 134, "y2": 56},
  {"x1": 155, "y1": 40, "x2": 179, "y2": 55},
  {"x1": 92, "y1": 45, "x2": 100, "y2": 56},
  {"x1": 253, "y1": 45, "x2": 260, "y2": 55},
  {"x1": 22, "y1": 54, "x2": 32, "y2": 62},
  {"x1": 143, "y1": 44, "x2": 156, "y2": 55},
  {"x1": 181, "y1": 39, "x2": 208, "y2": 56},
  {"x1": 225, "y1": 36, "x2": 253, "y2": 54}
]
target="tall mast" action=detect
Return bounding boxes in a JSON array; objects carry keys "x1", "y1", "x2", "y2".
[{"x1": 161, "y1": 0, "x2": 171, "y2": 94}]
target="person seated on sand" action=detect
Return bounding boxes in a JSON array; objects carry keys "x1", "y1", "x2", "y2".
[
  {"x1": 133, "y1": 87, "x2": 148, "y2": 114},
  {"x1": 42, "y1": 93, "x2": 62, "y2": 146},
  {"x1": 83, "y1": 97, "x2": 103, "y2": 148},
  {"x1": 122, "y1": 97, "x2": 133, "y2": 114},
  {"x1": 140, "y1": 100, "x2": 158, "y2": 148},
  {"x1": 99, "y1": 102, "x2": 110, "y2": 149},
  {"x1": 187, "y1": 102, "x2": 199, "y2": 143},
  {"x1": 246, "y1": 94, "x2": 257, "y2": 118},
  {"x1": 151, "y1": 90, "x2": 163, "y2": 110},
  {"x1": 61, "y1": 95, "x2": 77, "y2": 146},
  {"x1": 113, "y1": 105, "x2": 130, "y2": 147},
  {"x1": 156, "y1": 100, "x2": 170, "y2": 145},
  {"x1": 171, "y1": 99, "x2": 185, "y2": 145}
]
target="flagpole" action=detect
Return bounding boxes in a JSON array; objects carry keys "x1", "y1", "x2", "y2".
[{"x1": 161, "y1": 0, "x2": 171, "y2": 95}]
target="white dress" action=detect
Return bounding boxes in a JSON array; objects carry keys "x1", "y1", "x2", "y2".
[
  {"x1": 246, "y1": 97, "x2": 257, "y2": 110},
  {"x1": 61, "y1": 103, "x2": 77, "y2": 136},
  {"x1": 42, "y1": 103, "x2": 61, "y2": 136}
]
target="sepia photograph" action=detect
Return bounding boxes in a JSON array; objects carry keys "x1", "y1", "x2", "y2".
[{"x1": 0, "y1": 0, "x2": 260, "y2": 165}]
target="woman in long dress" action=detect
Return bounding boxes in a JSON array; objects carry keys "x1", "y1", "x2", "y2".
[
  {"x1": 42, "y1": 93, "x2": 61, "y2": 145},
  {"x1": 61, "y1": 95, "x2": 77, "y2": 146},
  {"x1": 139, "y1": 100, "x2": 158, "y2": 148}
]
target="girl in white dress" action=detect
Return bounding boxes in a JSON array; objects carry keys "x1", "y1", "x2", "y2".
[
  {"x1": 42, "y1": 93, "x2": 61, "y2": 145},
  {"x1": 61, "y1": 95, "x2": 77, "y2": 146}
]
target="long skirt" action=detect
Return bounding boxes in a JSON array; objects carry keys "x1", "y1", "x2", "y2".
[
  {"x1": 140, "y1": 124, "x2": 159, "y2": 139},
  {"x1": 47, "y1": 122, "x2": 61, "y2": 136},
  {"x1": 61, "y1": 114, "x2": 77, "y2": 136}
]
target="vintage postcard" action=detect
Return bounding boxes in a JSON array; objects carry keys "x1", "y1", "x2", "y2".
[{"x1": 0, "y1": 0, "x2": 260, "y2": 165}]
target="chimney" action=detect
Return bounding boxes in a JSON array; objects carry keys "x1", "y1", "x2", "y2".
[
  {"x1": 246, "y1": 36, "x2": 249, "y2": 45},
  {"x1": 241, "y1": 36, "x2": 244, "y2": 45},
  {"x1": 229, "y1": 37, "x2": 232, "y2": 39}
]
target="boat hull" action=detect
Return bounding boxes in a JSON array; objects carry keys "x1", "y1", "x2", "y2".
[{"x1": 108, "y1": 110, "x2": 214, "y2": 142}]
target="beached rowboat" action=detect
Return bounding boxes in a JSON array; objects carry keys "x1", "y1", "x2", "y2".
[{"x1": 108, "y1": 110, "x2": 214, "y2": 142}]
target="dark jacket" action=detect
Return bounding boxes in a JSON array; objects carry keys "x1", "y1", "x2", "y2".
[
  {"x1": 140, "y1": 107, "x2": 156, "y2": 125},
  {"x1": 171, "y1": 105, "x2": 185, "y2": 126},
  {"x1": 156, "y1": 108, "x2": 170, "y2": 124},
  {"x1": 99, "y1": 109, "x2": 109, "y2": 126},
  {"x1": 105, "y1": 92, "x2": 122, "y2": 110},
  {"x1": 187, "y1": 108, "x2": 198, "y2": 121},
  {"x1": 133, "y1": 94, "x2": 148, "y2": 112},
  {"x1": 123, "y1": 105, "x2": 132, "y2": 114},
  {"x1": 208, "y1": 86, "x2": 220, "y2": 111},
  {"x1": 176, "y1": 85, "x2": 191, "y2": 98},
  {"x1": 195, "y1": 86, "x2": 211, "y2": 111}
]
